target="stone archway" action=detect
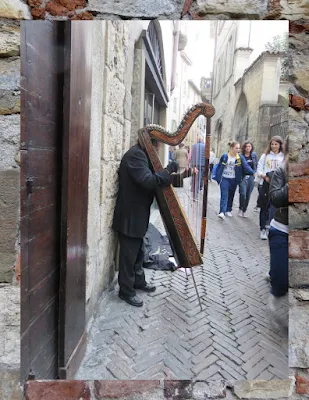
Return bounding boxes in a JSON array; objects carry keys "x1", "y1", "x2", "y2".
[{"x1": 233, "y1": 92, "x2": 248, "y2": 146}]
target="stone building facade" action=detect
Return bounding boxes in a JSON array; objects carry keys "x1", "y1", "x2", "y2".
[
  {"x1": 85, "y1": 20, "x2": 177, "y2": 321},
  {"x1": 211, "y1": 21, "x2": 288, "y2": 157}
]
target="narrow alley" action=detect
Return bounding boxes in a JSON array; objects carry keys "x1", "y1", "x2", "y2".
[{"x1": 76, "y1": 179, "x2": 288, "y2": 381}]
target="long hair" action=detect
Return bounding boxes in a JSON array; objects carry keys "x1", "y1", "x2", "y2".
[
  {"x1": 264, "y1": 135, "x2": 283, "y2": 154},
  {"x1": 241, "y1": 140, "x2": 254, "y2": 155}
]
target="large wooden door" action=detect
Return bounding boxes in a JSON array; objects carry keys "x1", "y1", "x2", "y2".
[
  {"x1": 20, "y1": 21, "x2": 92, "y2": 381},
  {"x1": 20, "y1": 21, "x2": 64, "y2": 381},
  {"x1": 58, "y1": 21, "x2": 92, "y2": 379}
]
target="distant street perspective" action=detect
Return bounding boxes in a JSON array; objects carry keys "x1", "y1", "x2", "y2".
[{"x1": 76, "y1": 181, "x2": 288, "y2": 381}]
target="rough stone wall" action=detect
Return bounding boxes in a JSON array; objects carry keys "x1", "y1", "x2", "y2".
[
  {"x1": 240, "y1": 54, "x2": 282, "y2": 156},
  {"x1": 213, "y1": 52, "x2": 284, "y2": 157},
  {"x1": 23, "y1": 378, "x2": 295, "y2": 399},
  {"x1": 0, "y1": 4, "x2": 309, "y2": 400},
  {"x1": 86, "y1": 21, "x2": 133, "y2": 322},
  {"x1": 236, "y1": 62, "x2": 263, "y2": 154},
  {"x1": 3, "y1": 0, "x2": 303, "y2": 20},
  {"x1": 288, "y1": 21, "x2": 309, "y2": 397},
  {"x1": 0, "y1": 17, "x2": 21, "y2": 400}
]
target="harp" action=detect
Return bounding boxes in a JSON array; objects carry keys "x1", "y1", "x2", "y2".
[{"x1": 138, "y1": 102, "x2": 215, "y2": 268}]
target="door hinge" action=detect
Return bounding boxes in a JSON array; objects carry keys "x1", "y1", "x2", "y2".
[{"x1": 26, "y1": 177, "x2": 34, "y2": 195}]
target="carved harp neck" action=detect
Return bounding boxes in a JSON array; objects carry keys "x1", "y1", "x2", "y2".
[{"x1": 145, "y1": 102, "x2": 215, "y2": 146}]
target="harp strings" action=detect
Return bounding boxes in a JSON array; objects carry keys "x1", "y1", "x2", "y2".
[{"x1": 146, "y1": 102, "x2": 215, "y2": 251}]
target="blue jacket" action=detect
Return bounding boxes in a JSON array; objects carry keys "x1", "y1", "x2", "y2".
[
  {"x1": 214, "y1": 153, "x2": 255, "y2": 184},
  {"x1": 190, "y1": 142, "x2": 205, "y2": 167}
]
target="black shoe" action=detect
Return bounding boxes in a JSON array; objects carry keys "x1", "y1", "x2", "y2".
[
  {"x1": 119, "y1": 293, "x2": 143, "y2": 307},
  {"x1": 134, "y1": 283, "x2": 156, "y2": 293}
]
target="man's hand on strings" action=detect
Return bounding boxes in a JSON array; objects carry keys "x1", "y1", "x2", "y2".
[
  {"x1": 192, "y1": 167, "x2": 199, "y2": 175},
  {"x1": 165, "y1": 161, "x2": 178, "y2": 174}
]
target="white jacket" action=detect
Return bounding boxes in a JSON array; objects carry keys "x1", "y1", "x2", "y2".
[{"x1": 257, "y1": 151, "x2": 284, "y2": 186}]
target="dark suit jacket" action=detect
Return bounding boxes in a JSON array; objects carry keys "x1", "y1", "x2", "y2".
[{"x1": 112, "y1": 144, "x2": 171, "y2": 238}]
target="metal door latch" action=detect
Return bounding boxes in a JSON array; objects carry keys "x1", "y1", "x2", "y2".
[{"x1": 26, "y1": 177, "x2": 34, "y2": 195}]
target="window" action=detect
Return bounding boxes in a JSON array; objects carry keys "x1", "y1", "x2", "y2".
[{"x1": 147, "y1": 21, "x2": 163, "y2": 79}]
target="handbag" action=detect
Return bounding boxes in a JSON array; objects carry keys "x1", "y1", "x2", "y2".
[{"x1": 257, "y1": 181, "x2": 269, "y2": 208}]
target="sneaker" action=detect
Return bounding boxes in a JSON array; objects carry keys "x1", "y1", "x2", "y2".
[
  {"x1": 260, "y1": 229, "x2": 267, "y2": 240},
  {"x1": 254, "y1": 206, "x2": 260, "y2": 212},
  {"x1": 265, "y1": 224, "x2": 270, "y2": 229},
  {"x1": 226, "y1": 212, "x2": 232, "y2": 217},
  {"x1": 269, "y1": 294, "x2": 280, "y2": 313},
  {"x1": 238, "y1": 210, "x2": 243, "y2": 217},
  {"x1": 243, "y1": 212, "x2": 248, "y2": 218},
  {"x1": 218, "y1": 212, "x2": 225, "y2": 220}
]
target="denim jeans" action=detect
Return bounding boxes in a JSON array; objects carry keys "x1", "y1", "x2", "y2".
[
  {"x1": 219, "y1": 177, "x2": 237, "y2": 214},
  {"x1": 268, "y1": 227, "x2": 288, "y2": 297},
  {"x1": 268, "y1": 204, "x2": 275, "y2": 223},
  {"x1": 239, "y1": 175, "x2": 255, "y2": 212}
]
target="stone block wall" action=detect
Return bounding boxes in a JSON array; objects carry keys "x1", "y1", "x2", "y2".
[
  {"x1": 0, "y1": 17, "x2": 21, "y2": 400},
  {"x1": 1, "y1": 0, "x2": 302, "y2": 20},
  {"x1": 86, "y1": 21, "x2": 133, "y2": 321},
  {"x1": 240, "y1": 60, "x2": 264, "y2": 154},
  {"x1": 288, "y1": 21, "x2": 309, "y2": 396},
  {"x1": 1, "y1": 4, "x2": 309, "y2": 400}
]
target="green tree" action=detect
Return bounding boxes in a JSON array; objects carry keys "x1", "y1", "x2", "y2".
[{"x1": 264, "y1": 33, "x2": 291, "y2": 80}]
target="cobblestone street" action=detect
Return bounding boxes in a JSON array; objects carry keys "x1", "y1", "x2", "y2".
[{"x1": 76, "y1": 179, "x2": 288, "y2": 381}]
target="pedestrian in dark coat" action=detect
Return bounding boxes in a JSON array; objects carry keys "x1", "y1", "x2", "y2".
[{"x1": 112, "y1": 142, "x2": 178, "y2": 307}]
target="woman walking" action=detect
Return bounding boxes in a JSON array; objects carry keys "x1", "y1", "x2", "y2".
[
  {"x1": 256, "y1": 136, "x2": 284, "y2": 240},
  {"x1": 175, "y1": 143, "x2": 189, "y2": 174},
  {"x1": 214, "y1": 141, "x2": 254, "y2": 220},
  {"x1": 238, "y1": 141, "x2": 258, "y2": 218},
  {"x1": 268, "y1": 140, "x2": 288, "y2": 327}
]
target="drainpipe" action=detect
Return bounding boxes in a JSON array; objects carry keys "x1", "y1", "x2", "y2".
[
  {"x1": 171, "y1": 21, "x2": 180, "y2": 93},
  {"x1": 210, "y1": 21, "x2": 218, "y2": 103}
]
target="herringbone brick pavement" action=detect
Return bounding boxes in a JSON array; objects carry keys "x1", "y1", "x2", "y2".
[{"x1": 75, "y1": 179, "x2": 288, "y2": 381}]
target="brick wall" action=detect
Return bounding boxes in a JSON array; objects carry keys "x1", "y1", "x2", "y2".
[
  {"x1": 289, "y1": 21, "x2": 309, "y2": 397},
  {"x1": 1, "y1": 5, "x2": 309, "y2": 400}
]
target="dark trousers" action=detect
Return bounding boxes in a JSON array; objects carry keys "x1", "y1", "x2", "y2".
[
  {"x1": 239, "y1": 175, "x2": 255, "y2": 212},
  {"x1": 220, "y1": 177, "x2": 237, "y2": 213},
  {"x1": 192, "y1": 165, "x2": 205, "y2": 199},
  {"x1": 209, "y1": 164, "x2": 214, "y2": 180},
  {"x1": 118, "y1": 234, "x2": 147, "y2": 297},
  {"x1": 268, "y1": 227, "x2": 288, "y2": 297},
  {"x1": 258, "y1": 185, "x2": 268, "y2": 230}
]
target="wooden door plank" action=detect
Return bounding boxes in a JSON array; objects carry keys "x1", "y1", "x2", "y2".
[
  {"x1": 58, "y1": 21, "x2": 92, "y2": 379},
  {"x1": 20, "y1": 21, "x2": 64, "y2": 381}
]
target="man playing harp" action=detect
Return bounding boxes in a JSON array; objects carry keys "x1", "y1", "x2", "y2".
[{"x1": 112, "y1": 141, "x2": 178, "y2": 307}]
